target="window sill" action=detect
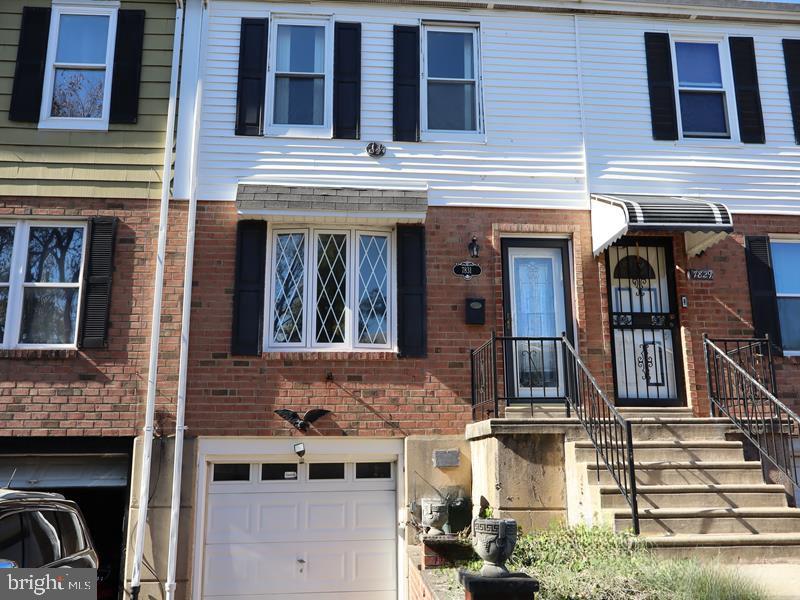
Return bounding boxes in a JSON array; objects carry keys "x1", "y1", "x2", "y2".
[
  {"x1": 38, "y1": 119, "x2": 110, "y2": 132},
  {"x1": 780, "y1": 350, "x2": 800, "y2": 358},
  {"x1": 263, "y1": 350, "x2": 397, "y2": 362},
  {"x1": 0, "y1": 349, "x2": 78, "y2": 360},
  {"x1": 671, "y1": 138, "x2": 744, "y2": 149},
  {"x1": 419, "y1": 131, "x2": 487, "y2": 144}
]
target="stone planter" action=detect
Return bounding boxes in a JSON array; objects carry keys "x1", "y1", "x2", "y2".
[
  {"x1": 421, "y1": 497, "x2": 449, "y2": 536},
  {"x1": 472, "y1": 518, "x2": 518, "y2": 577}
]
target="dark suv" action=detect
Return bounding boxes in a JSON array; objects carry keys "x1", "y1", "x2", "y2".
[{"x1": 0, "y1": 489, "x2": 98, "y2": 569}]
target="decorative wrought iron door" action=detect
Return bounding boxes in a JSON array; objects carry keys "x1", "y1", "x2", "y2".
[{"x1": 607, "y1": 240, "x2": 685, "y2": 406}]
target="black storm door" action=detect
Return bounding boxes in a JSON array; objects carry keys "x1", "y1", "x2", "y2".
[{"x1": 606, "y1": 238, "x2": 685, "y2": 407}]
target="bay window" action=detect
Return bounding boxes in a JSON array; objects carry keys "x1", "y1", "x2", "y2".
[
  {"x1": 39, "y1": 3, "x2": 118, "y2": 130},
  {"x1": 422, "y1": 24, "x2": 481, "y2": 138},
  {"x1": 0, "y1": 222, "x2": 87, "y2": 349},
  {"x1": 267, "y1": 227, "x2": 392, "y2": 350}
]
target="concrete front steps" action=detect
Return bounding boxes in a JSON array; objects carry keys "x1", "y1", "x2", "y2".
[{"x1": 568, "y1": 417, "x2": 800, "y2": 563}]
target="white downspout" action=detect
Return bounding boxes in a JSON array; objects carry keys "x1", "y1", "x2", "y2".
[
  {"x1": 130, "y1": 3, "x2": 184, "y2": 599},
  {"x1": 164, "y1": 2, "x2": 207, "y2": 598}
]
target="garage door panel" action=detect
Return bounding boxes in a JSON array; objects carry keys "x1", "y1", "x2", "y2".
[
  {"x1": 203, "y1": 540, "x2": 396, "y2": 596},
  {"x1": 206, "y1": 491, "x2": 395, "y2": 544}
]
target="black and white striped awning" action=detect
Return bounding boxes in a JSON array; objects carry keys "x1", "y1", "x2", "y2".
[{"x1": 591, "y1": 194, "x2": 734, "y2": 256}]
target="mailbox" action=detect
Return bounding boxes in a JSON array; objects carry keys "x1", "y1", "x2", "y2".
[{"x1": 465, "y1": 298, "x2": 485, "y2": 325}]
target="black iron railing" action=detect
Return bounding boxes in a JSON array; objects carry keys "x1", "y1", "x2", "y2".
[
  {"x1": 470, "y1": 332, "x2": 640, "y2": 533},
  {"x1": 711, "y1": 336, "x2": 777, "y2": 395},
  {"x1": 704, "y1": 335, "x2": 799, "y2": 498},
  {"x1": 470, "y1": 332, "x2": 566, "y2": 420},
  {"x1": 561, "y1": 336, "x2": 640, "y2": 534}
]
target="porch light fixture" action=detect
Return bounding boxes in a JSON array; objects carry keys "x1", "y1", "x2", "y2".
[{"x1": 468, "y1": 236, "x2": 480, "y2": 258}]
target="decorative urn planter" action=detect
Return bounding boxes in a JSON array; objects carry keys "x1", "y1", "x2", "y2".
[
  {"x1": 421, "y1": 497, "x2": 449, "y2": 536},
  {"x1": 472, "y1": 518, "x2": 518, "y2": 577}
]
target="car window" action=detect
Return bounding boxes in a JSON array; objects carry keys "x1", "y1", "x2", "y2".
[
  {"x1": 0, "y1": 513, "x2": 24, "y2": 566},
  {"x1": 24, "y1": 511, "x2": 62, "y2": 567},
  {"x1": 56, "y1": 510, "x2": 86, "y2": 556}
]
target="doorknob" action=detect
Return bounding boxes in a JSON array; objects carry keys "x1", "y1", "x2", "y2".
[{"x1": 297, "y1": 557, "x2": 306, "y2": 573}]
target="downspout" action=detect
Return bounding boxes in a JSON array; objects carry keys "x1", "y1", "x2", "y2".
[
  {"x1": 164, "y1": 2, "x2": 207, "y2": 599},
  {"x1": 130, "y1": 3, "x2": 184, "y2": 599}
]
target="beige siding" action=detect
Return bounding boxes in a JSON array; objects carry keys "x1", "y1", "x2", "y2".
[{"x1": 0, "y1": 0, "x2": 175, "y2": 199}]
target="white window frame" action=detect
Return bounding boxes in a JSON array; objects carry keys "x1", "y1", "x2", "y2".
[
  {"x1": 669, "y1": 34, "x2": 739, "y2": 142},
  {"x1": 420, "y1": 23, "x2": 483, "y2": 142},
  {"x1": 265, "y1": 224, "x2": 395, "y2": 352},
  {"x1": 769, "y1": 238, "x2": 800, "y2": 355},
  {"x1": 0, "y1": 220, "x2": 88, "y2": 350},
  {"x1": 38, "y1": 1, "x2": 119, "y2": 131},
  {"x1": 265, "y1": 15, "x2": 334, "y2": 139}
]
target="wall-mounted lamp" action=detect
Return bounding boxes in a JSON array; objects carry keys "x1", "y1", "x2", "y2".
[{"x1": 468, "y1": 236, "x2": 480, "y2": 259}]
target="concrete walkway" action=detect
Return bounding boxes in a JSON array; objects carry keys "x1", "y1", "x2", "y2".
[{"x1": 738, "y1": 564, "x2": 800, "y2": 599}]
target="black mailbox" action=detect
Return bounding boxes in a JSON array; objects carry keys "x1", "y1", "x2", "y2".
[{"x1": 465, "y1": 298, "x2": 485, "y2": 325}]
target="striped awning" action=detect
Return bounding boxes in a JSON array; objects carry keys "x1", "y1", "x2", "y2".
[{"x1": 591, "y1": 194, "x2": 733, "y2": 256}]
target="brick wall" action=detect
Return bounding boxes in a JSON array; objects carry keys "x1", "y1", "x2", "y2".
[
  {"x1": 408, "y1": 549, "x2": 440, "y2": 600},
  {"x1": 2, "y1": 196, "x2": 796, "y2": 437},
  {"x1": 0, "y1": 196, "x2": 182, "y2": 436}
]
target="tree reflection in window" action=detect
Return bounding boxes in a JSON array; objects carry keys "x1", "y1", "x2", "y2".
[{"x1": 19, "y1": 227, "x2": 84, "y2": 344}]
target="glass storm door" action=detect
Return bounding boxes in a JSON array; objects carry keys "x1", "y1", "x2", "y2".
[
  {"x1": 503, "y1": 241, "x2": 572, "y2": 400},
  {"x1": 607, "y1": 241, "x2": 684, "y2": 406}
]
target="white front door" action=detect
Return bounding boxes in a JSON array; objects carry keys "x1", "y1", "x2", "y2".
[
  {"x1": 201, "y1": 460, "x2": 397, "y2": 600},
  {"x1": 506, "y1": 245, "x2": 568, "y2": 398}
]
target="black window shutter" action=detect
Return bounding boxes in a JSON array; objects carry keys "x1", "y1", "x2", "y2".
[
  {"x1": 396, "y1": 225, "x2": 426, "y2": 358},
  {"x1": 109, "y1": 10, "x2": 145, "y2": 125},
  {"x1": 644, "y1": 32, "x2": 678, "y2": 141},
  {"x1": 9, "y1": 7, "x2": 51, "y2": 123},
  {"x1": 333, "y1": 22, "x2": 361, "y2": 140},
  {"x1": 231, "y1": 220, "x2": 267, "y2": 355},
  {"x1": 783, "y1": 39, "x2": 800, "y2": 145},
  {"x1": 729, "y1": 37, "x2": 765, "y2": 144},
  {"x1": 393, "y1": 26, "x2": 420, "y2": 142},
  {"x1": 79, "y1": 217, "x2": 119, "y2": 349},
  {"x1": 235, "y1": 18, "x2": 269, "y2": 136},
  {"x1": 745, "y1": 236, "x2": 782, "y2": 351}
]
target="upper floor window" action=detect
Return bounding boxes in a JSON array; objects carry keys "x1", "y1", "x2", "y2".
[
  {"x1": 672, "y1": 40, "x2": 736, "y2": 139},
  {"x1": 39, "y1": 3, "x2": 118, "y2": 130},
  {"x1": 267, "y1": 226, "x2": 393, "y2": 350},
  {"x1": 266, "y1": 17, "x2": 333, "y2": 137},
  {"x1": 0, "y1": 221, "x2": 87, "y2": 349},
  {"x1": 421, "y1": 25, "x2": 481, "y2": 139},
  {"x1": 770, "y1": 240, "x2": 800, "y2": 352}
]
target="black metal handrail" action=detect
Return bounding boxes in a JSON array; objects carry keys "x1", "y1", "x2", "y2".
[
  {"x1": 704, "y1": 336, "x2": 799, "y2": 498},
  {"x1": 470, "y1": 332, "x2": 640, "y2": 533},
  {"x1": 561, "y1": 335, "x2": 640, "y2": 534},
  {"x1": 470, "y1": 332, "x2": 566, "y2": 420},
  {"x1": 711, "y1": 336, "x2": 777, "y2": 395}
]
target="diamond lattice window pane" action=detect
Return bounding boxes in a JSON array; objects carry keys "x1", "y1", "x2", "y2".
[
  {"x1": 358, "y1": 235, "x2": 389, "y2": 345},
  {"x1": 273, "y1": 233, "x2": 306, "y2": 343},
  {"x1": 316, "y1": 233, "x2": 347, "y2": 344}
]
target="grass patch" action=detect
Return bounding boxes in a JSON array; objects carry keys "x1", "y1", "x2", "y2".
[{"x1": 463, "y1": 525, "x2": 767, "y2": 600}]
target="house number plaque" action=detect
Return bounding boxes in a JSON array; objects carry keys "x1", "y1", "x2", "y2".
[
  {"x1": 453, "y1": 261, "x2": 482, "y2": 280},
  {"x1": 688, "y1": 269, "x2": 714, "y2": 281}
]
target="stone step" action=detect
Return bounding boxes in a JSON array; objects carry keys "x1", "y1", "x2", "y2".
[
  {"x1": 644, "y1": 533, "x2": 800, "y2": 563},
  {"x1": 587, "y1": 461, "x2": 765, "y2": 486},
  {"x1": 627, "y1": 421, "x2": 732, "y2": 442},
  {"x1": 599, "y1": 484, "x2": 788, "y2": 510},
  {"x1": 618, "y1": 407, "x2": 695, "y2": 419},
  {"x1": 574, "y1": 440, "x2": 744, "y2": 463},
  {"x1": 613, "y1": 507, "x2": 800, "y2": 535}
]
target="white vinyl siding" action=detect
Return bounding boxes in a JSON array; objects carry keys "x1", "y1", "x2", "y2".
[
  {"x1": 579, "y1": 16, "x2": 800, "y2": 213},
  {"x1": 195, "y1": 1, "x2": 586, "y2": 209}
]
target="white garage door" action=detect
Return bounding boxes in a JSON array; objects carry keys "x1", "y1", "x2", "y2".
[{"x1": 201, "y1": 460, "x2": 397, "y2": 600}]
